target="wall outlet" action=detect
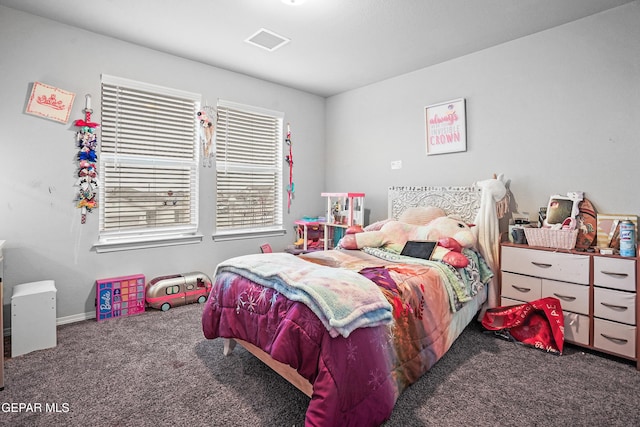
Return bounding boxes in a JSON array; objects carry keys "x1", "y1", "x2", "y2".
[{"x1": 390, "y1": 160, "x2": 402, "y2": 170}]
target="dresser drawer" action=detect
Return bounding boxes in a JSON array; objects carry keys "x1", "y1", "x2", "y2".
[
  {"x1": 501, "y1": 246, "x2": 589, "y2": 284},
  {"x1": 542, "y1": 279, "x2": 589, "y2": 315},
  {"x1": 497, "y1": 297, "x2": 590, "y2": 346},
  {"x1": 501, "y1": 272, "x2": 541, "y2": 302},
  {"x1": 593, "y1": 257, "x2": 636, "y2": 292},
  {"x1": 593, "y1": 318, "x2": 636, "y2": 359},
  {"x1": 500, "y1": 296, "x2": 521, "y2": 307},
  {"x1": 564, "y1": 312, "x2": 589, "y2": 345},
  {"x1": 594, "y1": 287, "x2": 636, "y2": 325}
]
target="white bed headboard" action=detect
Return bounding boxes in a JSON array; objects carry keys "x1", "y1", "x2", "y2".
[{"x1": 388, "y1": 185, "x2": 482, "y2": 224}]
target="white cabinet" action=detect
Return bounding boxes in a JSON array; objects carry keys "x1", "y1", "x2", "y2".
[
  {"x1": 500, "y1": 244, "x2": 639, "y2": 368},
  {"x1": 321, "y1": 193, "x2": 364, "y2": 250},
  {"x1": 11, "y1": 280, "x2": 57, "y2": 357}
]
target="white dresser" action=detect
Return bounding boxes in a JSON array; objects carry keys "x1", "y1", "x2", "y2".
[{"x1": 501, "y1": 243, "x2": 639, "y2": 369}]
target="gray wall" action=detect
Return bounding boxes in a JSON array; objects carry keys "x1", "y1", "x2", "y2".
[
  {"x1": 0, "y1": 6, "x2": 326, "y2": 325},
  {"x1": 325, "y1": 2, "x2": 640, "y2": 224}
]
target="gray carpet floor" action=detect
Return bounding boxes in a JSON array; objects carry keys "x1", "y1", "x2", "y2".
[{"x1": 1, "y1": 302, "x2": 639, "y2": 426}]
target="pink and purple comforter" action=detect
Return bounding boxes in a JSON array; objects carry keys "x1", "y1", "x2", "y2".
[{"x1": 202, "y1": 248, "x2": 491, "y2": 426}]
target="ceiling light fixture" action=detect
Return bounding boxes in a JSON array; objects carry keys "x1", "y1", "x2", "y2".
[{"x1": 282, "y1": 0, "x2": 307, "y2": 5}]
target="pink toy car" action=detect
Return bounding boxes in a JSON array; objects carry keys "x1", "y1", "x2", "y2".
[{"x1": 145, "y1": 272, "x2": 212, "y2": 311}]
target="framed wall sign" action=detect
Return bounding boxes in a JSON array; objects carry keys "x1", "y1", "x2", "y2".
[
  {"x1": 425, "y1": 98, "x2": 466, "y2": 155},
  {"x1": 25, "y1": 81, "x2": 75, "y2": 124}
]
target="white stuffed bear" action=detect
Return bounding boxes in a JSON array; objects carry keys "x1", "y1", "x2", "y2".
[{"x1": 339, "y1": 215, "x2": 476, "y2": 268}]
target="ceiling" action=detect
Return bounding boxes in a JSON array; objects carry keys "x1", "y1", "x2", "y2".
[{"x1": 0, "y1": 0, "x2": 634, "y2": 97}]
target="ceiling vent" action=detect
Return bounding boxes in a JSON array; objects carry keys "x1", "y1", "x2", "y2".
[{"x1": 245, "y1": 28, "x2": 290, "y2": 52}]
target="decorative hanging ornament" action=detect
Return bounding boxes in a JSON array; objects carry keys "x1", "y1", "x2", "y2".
[
  {"x1": 73, "y1": 94, "x2": 100, "y2": 224},
  {"x1": 198, "y1": 105, "x2": 217, "y2": 168},
  {"x1": 285, "y1": 122, "x2": 294, "y2": 213}
]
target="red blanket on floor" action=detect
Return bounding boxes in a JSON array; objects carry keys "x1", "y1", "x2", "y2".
[{"x1": 481, "y1": 297, "x2": 564, "y2": 354}]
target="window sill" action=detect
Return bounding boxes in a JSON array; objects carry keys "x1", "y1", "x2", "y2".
[
  {"x1": 212, "y1": 228, "x2": 286, "y2": 242},
  {"x1": 93, "y1": 234, "x2": 204, "y2": 253}
]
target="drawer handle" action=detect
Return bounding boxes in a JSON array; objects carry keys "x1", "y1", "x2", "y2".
[
  {"x1": 531, "y1": 261, "x2": 552, "y2": 268},
  {"x1": 600, "y1": 302, "x2": 628, "y2": 311},
  {"x1": 553, "y1": 293, "x2": 576, "y2": 302},
  {"x1": 600, "y1": 271, "x2": 628, "y2": 278},
  {"x1": 512, "y1": 285, "x2": 531, "y2": 293},
  {"x1": 600, "y1": 333, "x2": 628, "y2": 345}
]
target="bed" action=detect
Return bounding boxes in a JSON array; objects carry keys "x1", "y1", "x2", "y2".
[{"x1": 202, "y1": 175, "x2": 509, "y2": 426}]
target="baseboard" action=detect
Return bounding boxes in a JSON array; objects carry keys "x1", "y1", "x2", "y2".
[
  {"x1": 3, "y1": 311, "x2": 96, "y2": 336},
  {"x1": 56, "y1": 311, "x2": 96, "y2": 325}
]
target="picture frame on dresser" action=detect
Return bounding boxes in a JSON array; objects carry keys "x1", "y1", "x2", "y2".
[
  {"x1": 596, "y1": 213, "x2": 638, "y2": 249},
  {"x1": 499, "y1": 240, "x2": 639, "y2": 370}
]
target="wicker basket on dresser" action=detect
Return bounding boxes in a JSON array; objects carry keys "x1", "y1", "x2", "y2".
[{"x1": 500, "y1": 242, "x2": 639, "y2": 370}]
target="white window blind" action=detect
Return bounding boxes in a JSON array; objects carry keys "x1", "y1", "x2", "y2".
[
  {"x1": 97, "y1": 75, "x2": 201, "y2": 251},
  {"x1": 214, "y1": 100, "x2": 284, "y2": 238}
]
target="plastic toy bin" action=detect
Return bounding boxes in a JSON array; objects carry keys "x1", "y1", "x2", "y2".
[{"x1": 11, "y1": 280, "x2": 57, "y2": 357}]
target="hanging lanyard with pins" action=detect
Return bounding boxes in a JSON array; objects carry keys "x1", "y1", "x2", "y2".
[{"x1": 285, "y1": 123, "x2": 294, "y2": 213}]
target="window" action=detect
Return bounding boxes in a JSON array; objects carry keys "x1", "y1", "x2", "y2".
[
  {"x1": 95, "y1": 75, "x2": 202, "y2": 253},
  {"x1": 213, "y1": 100, "x2": 285, "y2": 240},
  {"x1": 166, "y1": 285, "x2": 180, "y2": 296}
]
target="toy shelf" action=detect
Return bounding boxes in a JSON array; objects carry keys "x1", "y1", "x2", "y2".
[
  {"x1": 321, "y1": 192, "x2": 365, "y2": 250},
  {"x1": 293, "y1": 219, "x2": 324, "y2": 251}
]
